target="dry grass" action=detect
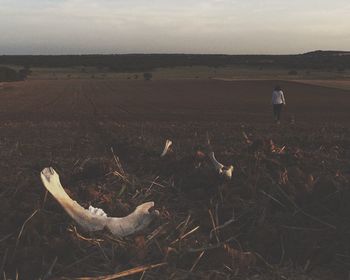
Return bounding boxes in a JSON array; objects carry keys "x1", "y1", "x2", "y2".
[{"x1": 0, "y1": 79, "x2": 350, "y2": 279}]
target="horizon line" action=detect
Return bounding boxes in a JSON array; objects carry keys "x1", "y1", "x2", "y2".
[{"x1": 1, "y1": 50, "x2": 349, "y2": 57}]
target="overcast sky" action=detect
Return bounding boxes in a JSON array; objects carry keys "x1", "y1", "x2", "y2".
[{"x1": 0, "y1": 0, "x2": 349, "y2": 55}]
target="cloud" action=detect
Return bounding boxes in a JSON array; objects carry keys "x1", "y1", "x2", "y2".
[{"x1": 0, "y1": 0, "x2": 349, "y2": 54}]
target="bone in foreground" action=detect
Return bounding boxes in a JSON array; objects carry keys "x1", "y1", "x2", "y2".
[
  {"x1": 41, "y1": 167, "x2": 159, "y2": 237},
  {"x1": 209, "y1": 152, "x2": 234, "y2": 180},
  {"x1": 160, "y1": 139, "x2": 173, "y2": 157}
]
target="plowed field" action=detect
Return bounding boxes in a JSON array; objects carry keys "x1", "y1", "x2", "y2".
[{"x1": 1, "y1": 79, "x2": 350, "y2": 279}]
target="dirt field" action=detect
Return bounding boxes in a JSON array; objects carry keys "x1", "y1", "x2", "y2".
[
  {"x1": 1, "y1": 79, "x2": 349, "y2": 122},
  {"x1": 293, "y1": 80, "x2": 350, "y2": 91},
  {"x1": 1, "y1": 79, "x2": 350, "y2": 279}
]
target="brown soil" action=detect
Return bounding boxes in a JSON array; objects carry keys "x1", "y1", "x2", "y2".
[{"x1": 0, "y1": 79, "x2": 350, "y2": 279}]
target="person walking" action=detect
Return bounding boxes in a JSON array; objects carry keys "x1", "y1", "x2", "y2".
[{"x1": 271, "y1": 85, "x2": 286, "y2": 124}]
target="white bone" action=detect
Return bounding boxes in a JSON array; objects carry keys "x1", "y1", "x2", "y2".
[
  {"x1": 160, "y1": 139, "x2": 172, "y2": 157},
  {"x1": 221, "y1": 165, "x2": 234, "y2": 180},
  {"x1": 209, "y1": 152, "x2": 224, "y2": 171},
  {"x1": 242, "y1": 131, "x2": 252, "y2": 145},
  {"x1": 208, "y1": 152, "x2": 233, "y2": 180},
  {"x1": 88, "y1": 206, "x2": 107, "y2": 217},
  {"x1": 41, "y1": 167, "x2": 159, "y2": 237}
]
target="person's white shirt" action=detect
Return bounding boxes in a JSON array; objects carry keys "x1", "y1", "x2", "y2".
[{"x1": 272, "y1": 90, "x2": 286, "y2": 105}]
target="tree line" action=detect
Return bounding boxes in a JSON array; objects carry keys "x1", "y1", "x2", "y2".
[
  {"x1": 0, "y1": 66, "x2": 31, "y2": 82},
  {"x1": 0, "y1": 51, "x2": 349, "y2": 73}
]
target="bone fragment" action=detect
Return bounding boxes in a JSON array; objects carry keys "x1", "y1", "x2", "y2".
[
  {"x1": 160, "y1": 139, "x2": 173, "y2": 157},
  {"x1": 41, "y1": 167, "x2": 158, "y2": 237},
  {"x1": 208, "y1": 152, "x2": 234, "y2": 180}
]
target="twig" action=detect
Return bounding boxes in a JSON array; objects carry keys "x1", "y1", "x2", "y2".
[
  {"x1": 170, "y1": 226, "x2": 200, "y2": 245},
  {"x1": 175, "y1": 214, "x2": 190, "y2": 231},
  {"x1": 187, "y1": 236, "x2": 240, "y2": 253},
  {"x1": 208, "y1": 209, "x2": 220, "y2": 243},
  {"x1": 15, "y1": 209, "x2": 39, "y2": 248},
  {"x1": 97, "y1": 243, "x2": 110, "y2": 262},
  {"x1": 65, "y1": 262, "x2": 167, "y2": 280},
  {"x1": 178, "y1": 214, "x2": 191, "y2": 237},
  {"x1": 179, "y1": 226, "x2": 200, "y2": 242},
  {"x1": 215, "y1": 203, "x2": 219, "y2": 231},
  {"x1": 146, "y1": 223, "x2": 169, "y2": 245},
  {"x1": 266, "y1": 172, "x2": 337, "y2": 230},
  {"x1": 279, "y1": 235, "x2": 285, "y2": 265},
  {"x1": 259, "y1": 190, "x2": 287, "y2": 209},
  {"x1": 210, "y1": 216, "x2": 235, "y2": 239},
  {"x1": 277, "y1": 185, "x2": 337, "y2": 229},
  {"x1": 112, "y1": 170, "x2": 130, "y2": 184},
  {"x1": 139, "y1": 271, "x2": 146, "y2": 280},
  {"x1": 110, "y1": 148, "x2": 130, "y2": 184},
  {"x1": 254, "y1": 252, "x2": 274, "y2": 270},
  {"x1": 69, "y1": 226, "x2": 104, "y2": 244},
  {"x1": 145, "y1": 180, "x2": 167, "y2": 189},
  {"x1": 281, "y1": 225, "x2": 330, "y2": 231},
  {"x1": 43, "y1": 256, "x2": 58, "y2": 280},
  {"x1": 190, "y1": 251, "x2": 205, "y2": 272},
  {"x1": 42, "y1": 190, "x2": 49, "y2": 209},
  {"x1": 0, "y1": 248, "x2": 8, "y2": 277},
  {"x1": 206, "y1": 131, "x2": 211, "y2": 146},
  {"x1": 0, "y1": 234, "x2": 12, "y2": 243},
  {"x1": 146, "y1": 176, "x2": 160, "y2": 193}
]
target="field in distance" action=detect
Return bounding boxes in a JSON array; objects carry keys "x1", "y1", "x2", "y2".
[
  {"x1": 0, "y1": 79, "x2": 349, "y2": 122},
  {"x1": 11, "y1": 64, "x2": 348, "y2": 92}
]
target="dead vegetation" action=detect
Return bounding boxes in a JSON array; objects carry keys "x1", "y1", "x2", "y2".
[{"x1": 0, "y1": 80, "x2": 350, "y2": 279}]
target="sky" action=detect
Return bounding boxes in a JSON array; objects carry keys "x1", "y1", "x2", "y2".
[{"x1": 0, "y1": 0, "x2": 349, "y2": 55}]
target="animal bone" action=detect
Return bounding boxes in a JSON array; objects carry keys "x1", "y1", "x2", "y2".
[
  {"x1": 41, "y1": 167, "x2": 159, "y2": 237},
  {"x1": 221, "y1": 165, "x2": 234, "y2": 180},
  {"x1": 160, "y1": 139, "x2": 172, "y2": 157},
  {"x1": 269, "y1": 140, "x2": 286, "y2": 154},
  {"x1": 209, "y1": 152, "x2": 224, "y2": 171},
  {"x1": 208, "y1": 152, "x2": 234, "y2": 180},
  {"x1": 242, "y1": 131, "x2": 252, "y2": 145},
  {"x1": 88, "y1": 206, "x2": 107, "y2": 217}
]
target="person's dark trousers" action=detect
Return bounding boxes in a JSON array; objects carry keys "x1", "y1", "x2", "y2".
[{"x1": 273, "y1": 104, "x2": 283, "y2": 121}]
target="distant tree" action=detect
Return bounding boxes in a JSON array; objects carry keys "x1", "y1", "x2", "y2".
[
  {"x1": 143, "y1": 72, "x2": 152, "y2": 81},
  {"x1": 0, "y1": 66, "x2": 20, "y2": 82}
]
